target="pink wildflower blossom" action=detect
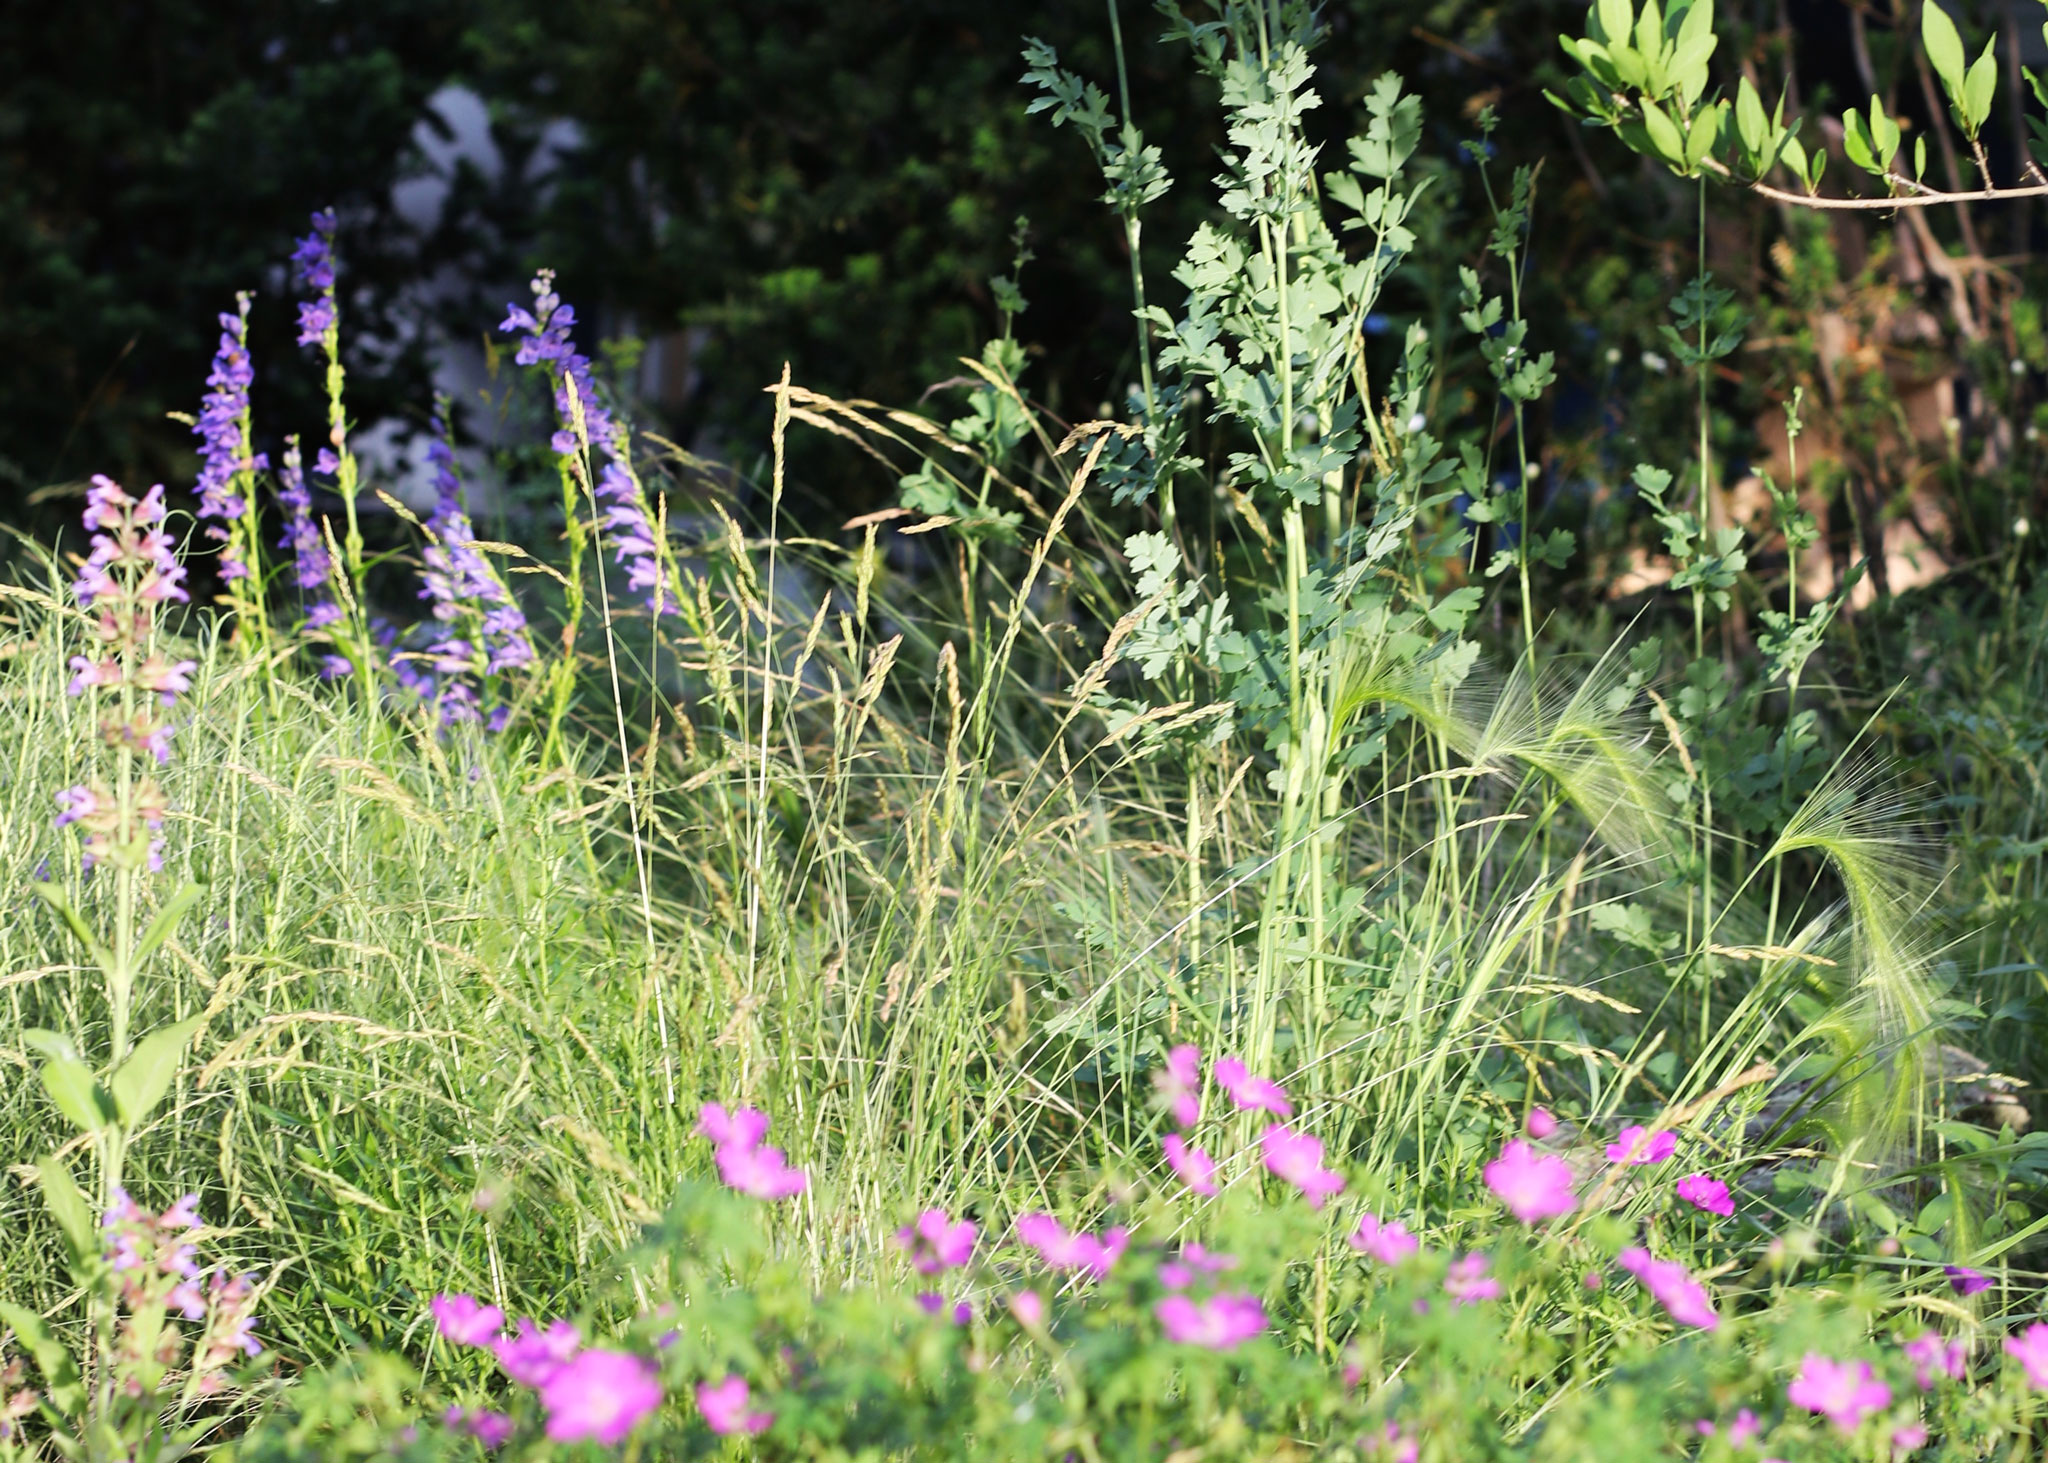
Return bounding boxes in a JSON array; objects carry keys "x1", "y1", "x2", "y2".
[
  {"x1": 1159, "y1": 1244, "x2": 1237, "y2": 1290},
  {"x1": 1674, "y1": 1172, "x2": 1734, "y2": 1217},
  {"x1": 696, "y1": 1374, "x2": 772, "y2": 1437},
  {"x1": 1014, "y1": 1213, "x2": 1129, "y2": 1278},
  {"x1": 1616, "y1": 1248, "x2": 1719, "y2": 1331},
  {"x1": 431, "y1": 1293, "x2": 505, "y2": 1347},
  {"x1": 1260, "y1": 1124, "x2": 1345, "y2": 1207},
  {"x1": 1483, "y1": 1139, "x2": 1577, "y2": 1223},
  {"x1": 540, "y1": 1351, "x2": 661, "y2": 1445},
  {"x1": 1890, "y1": 1421, "x2": 1928, "y2": 1453},
  {"x1": 443, "y1": 1407, "x2": 514, "y2": 1450},
  {"x1": 1443, "y1": 1253, "x2": 1499, "y2": 1306},
  {"x1": 914, "y1": 1292, "x2": 973, "y2": 1325},
  {"x1": 1605, "y1": 1125, "x2": 1677, "y2": 1165},
  {"x1": 695, "y1": 1102, "x2": 770, "y2": 1151},
  {"x1": 895, "y1": 1210, "x2": 976, "y2": 1275},
  {"x1": 1163, "y1": 1134, "x2": 1219, "y2": 1196},
  {"x1": 2004, "y1": 1323, "x2": 2048, "y2": 1389},
  {"x1": 1213, "y1": 1057, "x2": 1293, "y2": 1117},
  {"x1": 1009, "y1": 1290, "x2": 1046, "y2": 1328},
  {"x1": 1696, "y1": 1409, "x2": 1761, "y2": 1444},
  {"x1": 1348, "y1": 1213, "x2": 1420, "y2": 1266},
  {"x1": 1904, "y1": 1331, "x2": 1966, "y2": 1390},
  {"x1": 1525, "y1": 1107, "x2": 1558, "y2": 1139},
  {"x1": 1155, "y1": 1292, "x2": 1267, "y2": 1351},
  {"x1": 1155, "y1": 1043, "x2": 1203, "y2": 1127},
  {"x1": 493, "y1": 1319, "x2": 581, "y2": 1387},
  {"x1": 1364, "y1": 1422, "x2": 1418, "y2": 1463},
  {"x1": 1787, "y1": 1353, "x2": 1892, "y2": 1432},
  {"x1": 715, "y1": 1142, "x2": 808, "y2": 1200}
]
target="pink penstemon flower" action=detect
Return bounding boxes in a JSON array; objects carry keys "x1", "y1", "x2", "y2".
[
  {"x1": 1786, "y1": 1353, "x2": 1892, "y2": 1431},
  {"x1": 1154, "y1": 1291, "x2": 1267, "y2": 1351},
  {"x1": 1674, "y1": 1171, "x2": 1734, "y2": 1217},
  {"x1": 2004, "y1": 1323, "x2": 2048, "y2": 1389},
  {"x1": 1213, "y1": 1057, "x2": 1294, "y2": 1117},
  {"x1": 895, "y1": 1210, "x2": 977, "y2": 1275},
  {"x1": 1155, "y1": 1043, "x2": 1203, "y2": 1127},
  {"x1": 1605, "y1": 1125, "x2": 1677, "y2": 1165},
  {"x1": 1163, "y1": 1133, "x2": 1220, "y2": 1196},
  {"x1": 1616, "y1": 1248, "x2": 1719, "y2": 1331},
  {"x1": 540, "y1": 1350, "x2": 662, "y2": 1445},
  {"x1": 1259, "y1": 1124, "x2": 1345, "y2": 1207},
  {"x1": 1482, "y1": 1139, "x2": 1576, "y2": 1223},
  {"x1": 430, "y1": 1293, "x2": 506, "y2": 1347},
  {"x1": 1904, "y1": 1331, "x2": 1965, "y2": 1390},
  {"x1": 1348, "y1": 1213, "x2": 1420, "y2": 1266},
  {"x1": 1442, "y1": 1253, "x2": 1499, "y2": 1306},
  {"x1": 1014, "y1": 1213, "x2": 1129, "y2": 1279},
  {"x1": 697, "y1": 1374, "x2": 773, "y2": 1436}
]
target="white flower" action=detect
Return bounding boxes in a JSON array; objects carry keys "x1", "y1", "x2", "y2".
[
  {"x1": 1604, "y1": 346, "x2": 1622, "y2": 365},
  {"x1": 1641, "y1": 351, "x2": 1668, "y2": 374},
  {"x1": 1406, "y1": 412, "x2": 1427, "y2": 434},
  {"x1": 2017, "y1": 517, "x2": 2033, "y2": 539},
  {"x1": 2013, "y1": 358, "x2": 2029, "y2": 375}
]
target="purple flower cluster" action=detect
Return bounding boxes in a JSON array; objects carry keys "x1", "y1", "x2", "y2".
[
  {"x1": 275, "y1": 437, "x2": 347, "y2": 674},
  {"x1": 57, "y1": 477, "x2": 195, "y2": 870},
  {"x1": 193, "y1": 292, "x2": 265, "y2": 581},
  {"x1": 414, "y1": 404, "x2": 535, "y2": 729},
  {"x1": 101, "y1": 1189, "x2": 263, "y2": 1392},
  {"x1": 292, "y1": 209, "x2": 338, "y2": 347},
  {"x1": 498, "y1": 270, "x2": 671, "y2": 615}
]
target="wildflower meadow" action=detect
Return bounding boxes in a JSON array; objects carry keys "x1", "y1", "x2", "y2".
[{"x1": 8, "y1": 1, "x2": 2048, "y2": 1459}]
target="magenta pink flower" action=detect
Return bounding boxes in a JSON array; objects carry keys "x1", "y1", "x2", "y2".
[
  {"x1": 1890, "y1": 1421, "x2": 1927, "y2": 1453},
  {"x1": 1483, "y1": 1139, "x2": 1576, "y2": 1223},
  {"x1": 539, "y1": 1350, "x2": 661, "y2": 1444},
  {"x1": 1605, "y1": 1125, "x2": 1677, "y2": 1165},
  {"x1": 431, "y1": 1293, "x2": 505, "y2": 1347},
  {"x1": 1156, "y1": 1043, "x2": 1203, "y2": 1127},
  {"x1": 443, "y1": 1407, "x2": 514, "y2": 1450},
  {"x1": 715, "y1": 1142, "x2": 808, "y2": 1200},
  {"x1": 1904, "y1": 1331, "x2": 1966, "y2": 1390},
  {"x1": 1674, "y1": 1172, "x2": 1734, "y2": 1217},
  {"x1": 1014, "y1": 1213, "x2": 1129, "y2": 1278},
  {"x1": 1154, "y1": 1291, "x2": 1267, "y2": 1351},
  {"x1": 1946, "y1": 1264, "x2": 1992, "y2": 1295},
  {"x1": 1214, "y1": 1057, "x2": 1293, "y2": 1117},
  {"x1": 1525, "y1": 1107, "x2": 1558, "y2": 1139},
  {"x1": 493, "y1": 1318, "x2": 581, "y2": 1387},
  {"x1": 696, "y1": 1374, "x2": 772, "y2": 1436},
  {"x1": 1443, "y1": 1252, "x2": 1499, "y2": 1305},
  {"x1": 1696, "y1": 1409, "x2": 1761, "y2": 1444},
  {"x1": 1616, "y1": 1247, "x2": 1719, "y2": 1331},
  {"x1": 1260, "y1": 1124, "x2": 1345, "y2": 1207},
  {"x1": 915, "y1": 1292, "x2": 973, "y2": 1324},
  {"x1": 696, "y1": 1102, "x2": 770, "y2": 1150},
  {"x1": 1009, "y1": 1289, "x2": 1046, "y2": 1327},
  {"x1": 1787, "y1": 1353, "x2": 1892, "y2": 1431},
  {"x1": 1364, "y1": 1422, "x2": 1418, "y2": 1463},
  {"x1": 2005, "y1": 1322, "x2": 2048, "y2": 1389},
  {"x1": 895, "y1": 1210, "x2": 976, "y2": 1275},
  {"x1": 1348, "y1": 1213, "x2": 1420, "y2": 1266},
  {"x1": 1159, "y1": 1244, "x2": 1237, "y2": 1291},
  {"x1": 1163, "y1": 1134, "x2": 1219, "y2": 1196}
]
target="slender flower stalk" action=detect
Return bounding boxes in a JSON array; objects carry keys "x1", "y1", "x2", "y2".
[
  {"x1": 274, "y1": 438, "x2": 349, "y2": 678},
  {"x1": 192, "y1": 292, "x2": 267, "y2": 634},
  {"x1": 291, "y1": 208, "x2": 371, "y2": 686}
]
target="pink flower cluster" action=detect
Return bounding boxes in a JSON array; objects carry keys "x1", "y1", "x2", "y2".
[
  {"x1": 433, "y1": 1295, "x2": 665, "y2": 1445},
  {"x1": 1153, "y1": 1046, "x2": 1345, "y2": 1207},
  {"x1": 100, "y1": 1190, "x2": 262, "y2": 1392},
  {"x1": 1615, "y1": 1247, "x2": 1719, "y2": 1331},
  {"x1": 696, "y1": 1102, "x2": 807, "y2": 1200},
  {"x1": 1786, "y1": 1353, "x2": 1891, "y2": 1432},
  {"x1": 1015, "y1": 1213, "x2": 1129, "y2": 1279}
]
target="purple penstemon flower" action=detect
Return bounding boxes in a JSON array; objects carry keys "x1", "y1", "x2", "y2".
[
  {"x1": 292, "y1": 209, "x2": 338, "y2": 347},
  {"x1": 497, "y1": 269, "x2": 673, "y2": 615},
  {"x1": 192, "y1": 292, "x2": 266, "y2": 581},
  {"x1": 415, "y1": 402, "x2": 535, "y2": 728},
  {"x1": 275, "y1": 437, "x2": 344, "y2": 634}
]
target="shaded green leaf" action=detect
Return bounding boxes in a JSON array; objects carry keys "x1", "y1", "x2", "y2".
[{"x1": 110, "y1": 1018, "x2": 204, "y2": 1128}]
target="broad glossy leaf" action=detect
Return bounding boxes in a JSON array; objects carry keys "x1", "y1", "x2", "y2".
[
  {"x1": 39, "y1": 1057, "x2": 114, "y2": 1133},
  {"x1": 1963, "y1": 36, "x2": 1998, "y2": 133},
  {"x1": 1597, "y1": 0, "x2": 1634, "y2": 47},
  {"x1": 1640, "y1": 98, "x2": 1688, "y2": 168},
  {"x1": 1735, "y1": 75, "x2": 1767, "y2": 155},
  {"x1": 1922, "y1": 2, "x2": 1967, "y2": 105}
]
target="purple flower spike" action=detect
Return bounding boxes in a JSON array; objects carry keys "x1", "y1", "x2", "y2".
[
  {"x1": 292, "y1": 210, "x2": 339, "y2": 345},
  {"x1": 192, "y1": 293, "x2": 265, "y2": 578},
  {"x1": 539, "y1": 1350, "x2": 661, "y2": 1445},
  {"x1": 276, "y1": 437, "x2": 342, "y2": 632}
]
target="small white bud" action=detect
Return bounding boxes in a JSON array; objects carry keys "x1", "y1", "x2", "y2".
[
  {"x1": 1406, "y1": 412, "x2": 1427, "y2": 435},
  {"x1": 1604, "y1": 346, "x2": 1622, "y2": 365},
  {"x1": 1524, "y1": 461, "x2": 1542, "y2": 482},
  {"x1": 2014, "y1": 358, "x2": 2029, "y2": 376},
  {"x1": 1641, "y1": 351, "x2": 1668, "y2": 375},
  {"x1": 2017, "y1": 516, "x2": 2033, "y2": 538}
]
